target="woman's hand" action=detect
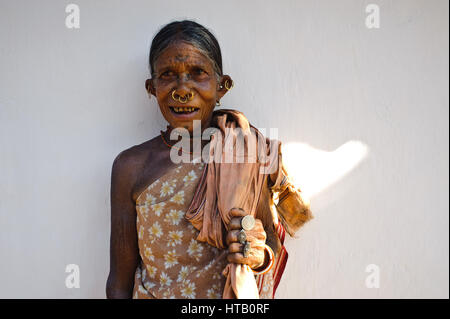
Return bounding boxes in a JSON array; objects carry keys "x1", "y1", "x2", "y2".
[{"x1": 226, "y1": 208, "x2": 267, "y2": 269}]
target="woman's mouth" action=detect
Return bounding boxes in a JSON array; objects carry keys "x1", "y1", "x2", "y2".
[{"x1": 169, "y1": 106, "x2": 200, "y2": 118}]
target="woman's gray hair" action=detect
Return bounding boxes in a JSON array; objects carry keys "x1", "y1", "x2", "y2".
[{"x1": 149, "y1": 20, "x2": 223, "y2": 82}]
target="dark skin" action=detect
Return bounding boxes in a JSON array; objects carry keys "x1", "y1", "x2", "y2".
[{"x1": 106, "y1": 41, "x2": 272, "y2": 298}]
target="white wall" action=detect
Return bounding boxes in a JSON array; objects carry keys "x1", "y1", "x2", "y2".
[{"x1": 0, "y1": 0, "x2": 448, "y2": 298}]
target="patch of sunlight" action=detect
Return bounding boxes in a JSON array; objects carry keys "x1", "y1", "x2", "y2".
[{"x1": 281, "y1": 141, "x2": 369, "y2": 199}]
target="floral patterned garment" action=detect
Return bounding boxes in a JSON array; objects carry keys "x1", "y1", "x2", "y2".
[{"x1": 132, "y1": 161, "x2": 228, "y2": 299}]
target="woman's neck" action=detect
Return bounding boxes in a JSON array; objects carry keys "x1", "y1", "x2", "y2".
[{"x1": 162, "y1": 125, "x2": 210, "y2": 153}]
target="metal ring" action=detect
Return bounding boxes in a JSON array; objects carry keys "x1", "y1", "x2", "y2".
[
  {"x1": 241, "y1": 215, "x2": 255, "y2": 231},
  {"x1": 171, "y1": 90, "x2": 193, "y2": 104},
  {"x1": 243, "y1": 241, "x2": 251, "y2": 258},
  {"x1": 237, "y1": 229, "x2": 247, "y2": 245},
  {"x1": 224, "y1": 79, "x2": 234, "y2": 90},
  {"x1": 178, "y1": 95, "x2": 188, "y2": 103}
]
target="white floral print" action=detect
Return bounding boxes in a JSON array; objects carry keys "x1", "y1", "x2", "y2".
[
  {"x1": 206, "y1": 284, "x2": 221, "y2": 299},
  {"x1": 148, "y1": 221, "x2": 163, "y2": 242},
  {"x1": 146, "y1": 265, "x2": 157, "y2": 279},
  {"x1": 143, "y1": 245, "x2": 155, "y2": 262},
  {"x1": 160, "y1": 180, "x2": 176, "y2": 197},
  {"x1": 138, "y1": 225, "x2": 144, "y2": 240},
  {"x1": 167, "y1": 230, "x2": 183, "y2": 247},
  {"x1": 177, "y1": 266, "x2": 190, "y2": 283},
  {"x1": 159, "y1": 272, "x2": 172, "y2": 287},
  {"x1": 187, "y1": 238, "x2": 204, "y2": 261},
  {"x1": 170, "y1": 190, "x2": 185, "y2": 205},
  {"x1": 180, "y1": 280, "x2": 196, "y2": 299},
  {"x1": 183, "y1": 170, "x2": 197, "y2": 185},
  {"x1": 150, "y1": 202, "x2": 165, "y2": 216},
  {"x1": 164, "y1": 250, "x2": 179, "y2": 269},
  {"x1": 164, "y1": 209, "x2": 184, "y2": 225}
]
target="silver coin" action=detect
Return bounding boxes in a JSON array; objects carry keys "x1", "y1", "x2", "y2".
[
  {"x1": 237, "y1": 229, "x2": 247, "y2": 245},
  {"x1": 241, "y1": 215, "x2": 255, "y2": 231}
]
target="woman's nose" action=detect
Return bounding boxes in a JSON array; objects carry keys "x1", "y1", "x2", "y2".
[
  {"x1": 178, "y1": 72, "x2": 191, "y2": 85},
  {"x1": 173, "y1": 74, "x2": 192, "y2": 97}
]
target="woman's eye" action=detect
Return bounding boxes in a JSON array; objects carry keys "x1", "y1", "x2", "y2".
[
  {"x1": 161, "y1": 71, "x2": 174, "y2": 77},
  {"x1": 194, "y1": 68, "x2": 206, "y2": 75}
]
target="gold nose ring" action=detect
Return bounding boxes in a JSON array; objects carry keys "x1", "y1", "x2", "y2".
[
  {"x1": 172, "y1": 90, "x2": 194, "y2": 104},
  {"x1": 178, "y1": 95, "x2": 188, "y2": 103},
  {"x1": 171, "y1": 89, "x2": 178, "y2": 101}
]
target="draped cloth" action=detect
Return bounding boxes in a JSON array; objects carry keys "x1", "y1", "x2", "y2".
[{"x1": 185, "y1": 109, "x2": 313, "y2": 299}]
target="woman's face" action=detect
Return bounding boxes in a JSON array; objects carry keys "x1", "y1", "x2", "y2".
[{"x1": 146, "y1": 41, "x2": 231, "y2": 134}]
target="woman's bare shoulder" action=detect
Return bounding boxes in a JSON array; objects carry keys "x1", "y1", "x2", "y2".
[{"x1": 111, "y1": 135, "x2": 161, "y2": 180}]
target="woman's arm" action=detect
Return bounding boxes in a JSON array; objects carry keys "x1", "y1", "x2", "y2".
[{"x1": 106, "y1": 151, "x2": 140, "y2": 299}]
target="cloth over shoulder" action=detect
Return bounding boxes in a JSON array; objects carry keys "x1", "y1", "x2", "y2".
[{"x1": 185, "y1": 108, "x2": 313, "y2": 299}]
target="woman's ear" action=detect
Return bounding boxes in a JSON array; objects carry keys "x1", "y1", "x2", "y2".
[
  {"x1": 216, "y1": 75, "x2": 233, "y2": 101},
  {"x1": 145, "y1": 79, "x2": 156, "y2": 98}
]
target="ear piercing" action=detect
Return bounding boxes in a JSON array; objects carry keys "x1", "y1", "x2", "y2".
[{"x1": 224, "y1": 79, "x2": 234, "y2": 90}]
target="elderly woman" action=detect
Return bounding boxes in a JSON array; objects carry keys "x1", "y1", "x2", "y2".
[{"x1": 106, "y1": 20, "x2": 312, "y2": 299}]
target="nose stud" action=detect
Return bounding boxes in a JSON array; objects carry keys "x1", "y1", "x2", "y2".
[{"x1": 172, "y1": 90, "x2": 194, "y2": 104}]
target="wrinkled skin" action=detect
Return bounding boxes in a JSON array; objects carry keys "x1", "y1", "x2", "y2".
[{"x1": 106, "y1": 41, "x2": 268, "y2": 298}]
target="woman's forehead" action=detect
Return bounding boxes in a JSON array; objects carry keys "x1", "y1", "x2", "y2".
[{"x1": 154, "y1": 42, "x2": 211, "y2": 69}]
